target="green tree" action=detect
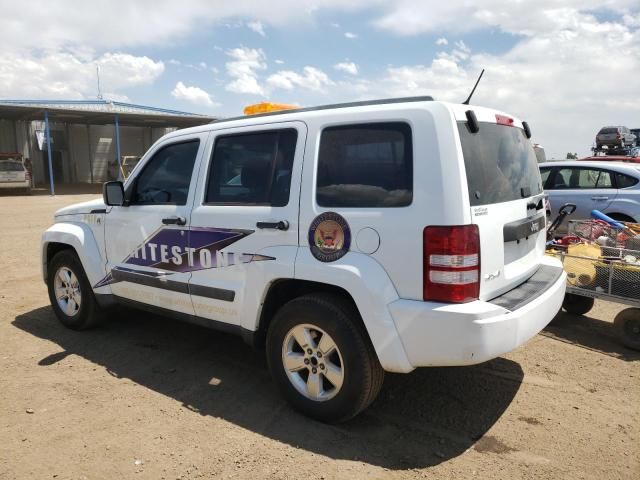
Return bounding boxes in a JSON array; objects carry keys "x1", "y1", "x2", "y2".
[{"x1": 566, "y1": 152, "x2": 578, "y2": 159}]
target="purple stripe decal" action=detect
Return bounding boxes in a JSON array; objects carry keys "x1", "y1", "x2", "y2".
[{"x1": 93, "y1": 226, "x2": 274, "y2": 288}]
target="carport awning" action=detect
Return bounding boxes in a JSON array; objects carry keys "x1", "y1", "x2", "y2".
[{"x1": 0, "y1": 101, "x2": 215, "y2": 128}]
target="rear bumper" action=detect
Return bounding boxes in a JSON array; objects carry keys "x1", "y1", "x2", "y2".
[
  {"x1": 389, "y1": 256, "x2": 566, "y2": 368},
  {"x1": 0, "y1": 181, "x2": 30, "y2": 189}
]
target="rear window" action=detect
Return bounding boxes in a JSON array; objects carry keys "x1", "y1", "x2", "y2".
[
  {"x1": 0, "y1": 161, "x2": 24, "y2": 172},
  {"x1": 316, "y1": 122, "x2": 412, "y2": 207},
  {"x1": 458, "y1": 122, "x2": 543, "y2": 206},
  {"x1": 599, "y1": 127, "x2": 618, "y2": 134}
]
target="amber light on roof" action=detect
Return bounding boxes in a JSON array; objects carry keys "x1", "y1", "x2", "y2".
[{"x1": 243, "y1": 102, "x2": 299, "y2": 115}]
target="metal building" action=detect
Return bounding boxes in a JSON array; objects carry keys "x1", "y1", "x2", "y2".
[{"x1": 0, "y1": 99, "x2": 215, "y2": 194}]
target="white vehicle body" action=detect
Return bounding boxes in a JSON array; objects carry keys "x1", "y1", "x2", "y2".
[
  {"x1": 0, "y1": 159, "x2": 31, "y2": 191},
  {"x1": 42, "y1": 97, "x2": 565, "y2": 419}
]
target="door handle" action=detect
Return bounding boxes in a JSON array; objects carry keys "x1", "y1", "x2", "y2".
[
  {"x1": 591, "y1": 196, "x2": 609, "y2": 201},
  {"x1": 162, "y1": 216, "x2": 187, "y2": 226},
  {"x1": 256, "y1": 220, "x2": 289, "y2": 231}
]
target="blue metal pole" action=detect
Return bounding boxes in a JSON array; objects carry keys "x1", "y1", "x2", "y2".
[
  {"x1": 114, "y1": 114, "x2": 122, "y2": 180},
  {"x1": 44, "y1": 110, "x2": 55, "y2": 196}
]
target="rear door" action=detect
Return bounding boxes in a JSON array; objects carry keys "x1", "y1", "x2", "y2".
[
  {"x1": 188, "y1": 122, "x2": 306, "y2": 328},
  {"x1": 457, "y1": 114, "x2": 547, "y2": 300}
]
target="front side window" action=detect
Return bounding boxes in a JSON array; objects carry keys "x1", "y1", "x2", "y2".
[
  {"x1": 316, "y1": 123, "x2": 412, "y2": 207},
  {"x1": 554, "y1": 168, "x2": 613, "y2": 189},
  {"x1": 130, "y1": 140, "x2": 199, "y2": 205},
  {"x1": 205, "y1": 129, "x2": 297, "y2": 206}
]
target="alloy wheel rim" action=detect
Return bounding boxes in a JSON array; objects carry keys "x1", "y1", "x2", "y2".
[
  {"x1": 53, "y1": 267, "x2": 81, "y2": 317},
  {"x1": 282, "y1": 323, "x2": 344, "y2": 402}
]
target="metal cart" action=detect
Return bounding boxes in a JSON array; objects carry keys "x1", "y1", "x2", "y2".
[{"x1": 547, "y1": 219, "x2": 640, "y2": 351}]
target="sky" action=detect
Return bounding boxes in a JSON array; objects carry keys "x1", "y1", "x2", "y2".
[{"x1": 0, "y1": 0, "x2": 639, "y2": 159}]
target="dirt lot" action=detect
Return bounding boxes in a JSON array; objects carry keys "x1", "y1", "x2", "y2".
[{"x1": 0, "y1": 193, "x2": 638, "y2": 480}]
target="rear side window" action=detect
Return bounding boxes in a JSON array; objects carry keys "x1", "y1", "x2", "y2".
[
  {"x1": 615, "y1": 172, "x2": 639, "y2": 188},
  {"x1": 130, "y1": 140, "x2": 199, "y2": 205},
  {"x1": 316, "y1": 123, "x2": 412, "y2": 207},
  {"x1": 205, "y1": 129, "x2": 297, "y2": 206},
  {"x1": 458, "y1": 122, "x2": 542, "y2": 206},
  {"x1": 553, "y1": 168, "x2": 612, "y2": 189}
]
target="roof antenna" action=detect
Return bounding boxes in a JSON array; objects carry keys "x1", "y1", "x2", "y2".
[
  {"x1": 96, "y1": 65, "x2": 103, "y2": 100},
  {"x1": 462, "y1": 69, "x2": 484, "y2": 105}
]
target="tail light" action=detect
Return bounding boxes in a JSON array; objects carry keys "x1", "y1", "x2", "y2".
[{"x1": 423, "y1": 225, "x2": 480, "y2": 303}]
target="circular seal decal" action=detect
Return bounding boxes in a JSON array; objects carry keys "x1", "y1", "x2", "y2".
[{"x1": 308, "y1": 212, "x2": 351, "y2": 262}]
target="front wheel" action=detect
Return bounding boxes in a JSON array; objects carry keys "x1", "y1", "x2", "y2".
[
  {"x1": 266, "y1": 293, "x2": 384, "y2": 423},
  {"x1": 614, "y1": 308, "x2": 640, "y2": 351},
  {"x1": 47, "y1": 250, "x2": 104, "y2": 330}
]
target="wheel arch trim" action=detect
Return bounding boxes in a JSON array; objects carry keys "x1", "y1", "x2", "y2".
[{"x1": 42, "y1": 222, "x2": 108, "y2": 292}]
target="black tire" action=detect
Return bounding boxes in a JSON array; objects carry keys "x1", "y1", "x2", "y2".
[
  {"x1": 266, "y1": 293, "x2": 384, "y2": 423},
  {"x1": 607, "y1": 213, "x2": 635, "y2": 223},
  {"x1": 613, "y1": 308, "x2": 640, "y2": 351},
  {"x1": 562, "y1": 293, "x2": 594, "y2": 315},
  {"x1": 47, "y1": 249, "x2": 104, "y2": 330}
]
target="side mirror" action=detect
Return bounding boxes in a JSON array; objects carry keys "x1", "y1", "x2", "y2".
[{"x1": 103, "y1": 181, "x2": 125, "y2": 206}]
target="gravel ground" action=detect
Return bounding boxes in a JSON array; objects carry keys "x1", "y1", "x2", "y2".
[{"x1": 0, "y1": 193, "x2": 638, "y2": 480}]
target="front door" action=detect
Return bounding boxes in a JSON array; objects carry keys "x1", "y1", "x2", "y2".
[
  {"x1": 101, "y1": 133, "x2": 207, "y2": 314},
  {"x1": 188, "y1": 122, "x2": 306, "y2": 329}
]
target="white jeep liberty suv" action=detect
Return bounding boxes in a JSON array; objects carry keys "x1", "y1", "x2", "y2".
[{"x1": 42, "y1": 97, "x2": 566, "y2": 422}]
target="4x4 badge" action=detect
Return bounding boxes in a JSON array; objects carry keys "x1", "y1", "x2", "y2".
[{"x1": 308, "y1": 212, "x2": 351, "y2": 263}]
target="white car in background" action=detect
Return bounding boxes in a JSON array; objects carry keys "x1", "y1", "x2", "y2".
[
  {"x1": 540, "y1": 161, "x2": 640, "y2": 232},
  {"x1": 0, "y1": 156, "x2": 32, "y2": 194}
]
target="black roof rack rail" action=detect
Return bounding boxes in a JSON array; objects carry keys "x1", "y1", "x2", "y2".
[{"x1": 210, "y1": 95, "x2": 434, "y2": 124}]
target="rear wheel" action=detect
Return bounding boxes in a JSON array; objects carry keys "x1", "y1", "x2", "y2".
[
  {"x1": 613, "y1": 308, "x2": 640, "y2": 351},
  {"x1": 47, "y1": 250, "x2": 104, "y2": 330},
  {"x1": 266, "y1": 293, "x2": 384, "y2": 423},
  {"x1": 562, "y1": 293, "x2": 594, "y2": 315}
]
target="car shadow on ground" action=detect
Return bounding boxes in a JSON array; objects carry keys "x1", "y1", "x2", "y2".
[
  {"x1": 544, "y1": 311, "x2": 640, "y2": 361},
  {"x1": 13, "y1": 306, "x2": 524, "y2": 469}
]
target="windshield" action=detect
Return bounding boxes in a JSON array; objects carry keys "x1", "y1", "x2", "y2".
[
  {"x1": 458, "y1": 121, "x2": 543, "y2": 206},
  {"x1": 599, "y1": 127, "x2": 617, "y2": 134},
  {"x1": 0, "y1": 161, "x2": 24, "y2": 172}
]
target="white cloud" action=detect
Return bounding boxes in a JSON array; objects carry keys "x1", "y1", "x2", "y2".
[
  {"x1": 344, "y1": 32, "x2": 358, "y2": 39},
  {"x1": 225, "y1": 47, "x2": 267, "y2": 96},
  {"x1": 334, "y1": 61, "x2": 359, "y2": 75},
  {"x1": 1, "y1": 0, "x2": 638, "y2": 159},
  {"x1": 0, "y1": 1, "x2": 376, "y2": 50},
  {"x1": 0, "y1": 50, "x2": 164, "y2": 99},
  {"x1": 171, "y1": 81, "x2": 217, "y2": 107},
  {"x1": 274, "y1": 59, "x2": 285, "y2": 64},
  {"x1": 372, "y1": 14, "x2": 640, "y2": 158},
  {"x1": 267, "y1": 66, "x2": 334, "y2": 92},
  {"x1": 373, "y1": 1, "x2": 639, "y2": 36},
  {"x1": 247, "y1": 20, "x2": 266, "y2": 37}
]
